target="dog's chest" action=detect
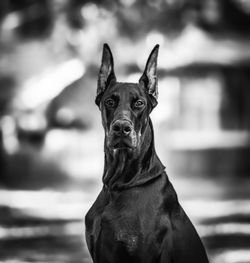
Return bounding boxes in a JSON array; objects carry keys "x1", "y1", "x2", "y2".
[
  {"x1": 115, "y1": 229, "x2": 139, "y2": 254},
  {"x1": 88, "y1": 211, "x2": 141, "y2": 258},
  {"x1": 100, "y1": 202, "x2": 141, "y2": 253},
  {"x1": 98, "y1": 190, "x2": 157, "y2": 253}
]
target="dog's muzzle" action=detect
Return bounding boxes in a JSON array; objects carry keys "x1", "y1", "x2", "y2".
[
  {"x1": 108, "y1": 120, "x2": 137, "y2": 149},
  {"x1": 111, "y1": 120, "x2": 132, "y2": 137}
]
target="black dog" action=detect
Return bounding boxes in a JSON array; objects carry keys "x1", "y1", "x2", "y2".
[{"x1": 85, "y1": 44, "x2": 209, "y2": 263}]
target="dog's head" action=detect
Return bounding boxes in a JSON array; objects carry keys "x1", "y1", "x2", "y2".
[{"x1": 95, "y1": 44, "x2": 159, "y2": 154}]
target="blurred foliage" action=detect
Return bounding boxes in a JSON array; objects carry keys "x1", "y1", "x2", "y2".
[
  {"x1": 1, "y1": 0, "x2": 250, "y2": 40},
  {"x1": 0, "y1": 0, "x2": 52, "y2": 38},
  {"x1": 66, "y1": 0, "x2": 250, "y2": 35}
]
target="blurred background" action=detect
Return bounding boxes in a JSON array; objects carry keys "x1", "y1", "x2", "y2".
[{"x1": 0, "y1": 0, "x2": 250, "y2": 262}]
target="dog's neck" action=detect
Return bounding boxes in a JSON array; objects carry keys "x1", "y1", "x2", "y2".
[{"x1": 102, "y1": 119, "x2": 165, "y2": 190}]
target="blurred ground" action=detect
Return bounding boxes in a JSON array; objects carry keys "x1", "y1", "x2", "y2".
[
  {"x1": 0, "y1": 129, "x2": 250, "y2": 263},
  {"x1": 1, "y1": 175, "x2": 250, "y2": 263}
]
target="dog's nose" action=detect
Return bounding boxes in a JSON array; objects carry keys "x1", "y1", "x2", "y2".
[{"x1": 112, "y1": 120, "x2": 132, "y2": 136}]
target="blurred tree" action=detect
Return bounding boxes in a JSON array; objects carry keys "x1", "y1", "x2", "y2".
[
  {"x1": 1, "y1": 0, "x2": 250, "y2": 40},
  {"x1": 0, "y1": 0, "x2": 53, "y2": 38},
  {"x1": 64, "y1": 0, "x2": 250, "y2": 38},
  {"x1": 197, "y1": 0, "x2": 250, "y2": 34}
]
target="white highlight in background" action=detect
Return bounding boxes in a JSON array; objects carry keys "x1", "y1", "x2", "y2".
[{"x1": 15, "y1": 59, "x2": 85, "y2": 109}]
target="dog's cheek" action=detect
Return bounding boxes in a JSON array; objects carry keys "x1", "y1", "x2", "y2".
[
  {"x1": 130, "y1": 130, "x2": 139, "y2": 148},
  {"x1": 135, "y1": 130, "x2": 141, "y2": 149},
  {"x1": 101, "y1": 107, "x2": 112, "y2": 133},
  {"x1": 138, "y1": 111, "x2": 149, "y2": 135},
  {"x1": 132, "y1": 109, "x2": 143, "y2": 131}
]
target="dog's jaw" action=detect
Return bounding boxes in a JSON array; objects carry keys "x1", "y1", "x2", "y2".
[{"x1": 106, "y1": 127, "x2": 139, "y2": 151}]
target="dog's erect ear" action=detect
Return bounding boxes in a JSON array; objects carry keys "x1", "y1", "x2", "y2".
[
  {"x1": 139, "y1": 44, "x2": 159, "y2": 108},
  {"x1": 96, "y1": 43, "x2": 116, "y2": 106}
]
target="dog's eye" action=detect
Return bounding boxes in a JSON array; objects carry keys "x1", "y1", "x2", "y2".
[
  {"x1": 134, "y1": 99, "x2": 145, "y2": 108},
  {"x1": 105, "y1": 98, "x2": 116, "y2": 108}
]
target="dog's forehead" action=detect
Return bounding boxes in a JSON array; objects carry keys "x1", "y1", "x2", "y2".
[{"x1": 106, "y1": 82, "x2": 145, "y2": 98}]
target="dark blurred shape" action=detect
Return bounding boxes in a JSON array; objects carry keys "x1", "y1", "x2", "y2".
[
  {"x1": 16, "y1": 109, "x2": 47, "y2": 146},
  {"x1": 66, "y1": 0, "x2": 86, "y2": 29},
  {"x1": 2, "y1": 150, "x2": 71, "y2": 189},
  {"x1": 0, "y1": 128, "x2": 6, "y2": 184},
  {"x1": 0, "y1": 0, "x2": 53, "y2": 38},
  {"x1": 0, "y1": 76, "x2": 15, "y2": 115},
  {"x1": 16, "y1": 1, "x2": 52, "y2": 38},
  {"x1": 221, "y1": 66, "x2": 250, "y2": 129},
  {"x1": 0, "y1": 76, "x2": 15, "y2": 182},
  {"x1": 115, "y1": 0, "x2": 187, "y2": 38},
  {"x1": 195, "y1": 0, "x2": 250, "y2": 33}
]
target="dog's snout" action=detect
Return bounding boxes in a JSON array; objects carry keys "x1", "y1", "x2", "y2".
[{"x1": 112, "y1": 120, "x2": 132, "y2": 136}]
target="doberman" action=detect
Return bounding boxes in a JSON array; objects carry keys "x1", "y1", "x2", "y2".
[{"x1": 85, "y1": 44, "x2": 209, "y2": 263}]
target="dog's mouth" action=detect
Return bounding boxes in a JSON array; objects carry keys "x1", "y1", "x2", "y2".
[
  {"x1": 113, "y1": 140, "x2": 132, "y2": 149},
  {"x1": 109, "y1": 136, "x2": 136, "y2": 150}
]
